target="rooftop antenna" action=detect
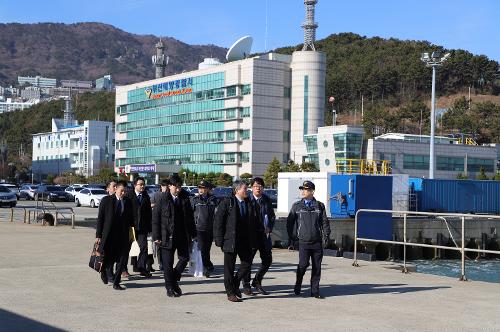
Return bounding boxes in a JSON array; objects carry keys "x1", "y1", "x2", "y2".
[
  {"x1": 302, "y1": 0, "x2": 318, "y2": 51},
  {"x1": 264, "y1": 0, "x2": 269, "y2": 52},
  {"x1": 152, "y1": 39, "x2": 169, "y2": 78}
]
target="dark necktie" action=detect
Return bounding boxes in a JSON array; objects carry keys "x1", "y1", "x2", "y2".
[
  {"x1": 137, "y1": 193, "x2": 142, "y2": 204},
  {"x1": 239, "y1": 201, "x2": 246, "y2": 217}
]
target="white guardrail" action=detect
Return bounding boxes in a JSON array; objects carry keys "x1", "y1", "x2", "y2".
[{"x1": 353, "y1": 209, "x2": 500, "y2": 281}]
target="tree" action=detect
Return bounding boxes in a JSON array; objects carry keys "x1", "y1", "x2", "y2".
[
  {"x1": 240, "y1": 173, "x2": 252, "y2": 181},
  {"x1": 264, "y1": 157, "x2": 281, "y2": 189},
  {"x1": 475, "y1": 167, "x2": 489, "y2": 180},
  {"x1": 215, "y1": 173, "x2": 233, "y2": 187},
  {"x1": 301, "y1": 161, "x2": 319, "y2": 172},
  {"x1": 282, "y1": 160, "x2": 301, "y2": 172},
  {"x1": 492, "y1": 173, "x2": 500, "y2": 181},
  {"x1": 46, "y1": 174, "x2": 55, "y2": 184},
  {"x1": 456, "y1": 173, "x2": 468, "y2": 180}
]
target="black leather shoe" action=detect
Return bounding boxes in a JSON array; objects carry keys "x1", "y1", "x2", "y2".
[
  {"x1": 207, "y1": 265, "x2": 215, "y2": 272},
  {"x1": 148, "y1": 267, "x2": 156, "y2": 272},
  {"x1": 253, "y1": 282, "x2": 269, "y2": 295},
  {"x1": 312, "y1": 293, "x2": 325, "y2": 299},
  {"x1": 243, "y1": 287, "x2": 253, "y2": 296},
  {"x1": 234, "y1": 288, "x2": 242, "y2": 299},
  {"x1": 100, "y1": 271, "x2": 108, "y2": 285},
  {"x1": 203, "y1": 269, "x2": 211, "y2": 278},
  {"x1": 172, "y1": 283, "x2": 182, "y2": 296},
  {"x1": 166, "y1": 289, "x2": 178, "y2": 297},
  {"x1": 113, "y1": 284, "x2": 125, "y2": 290},
  {"x1": 140, "y1": 270, "x2": 152, "y2": 278},
  {"x1": 294, "y1": 284, "x2": 301, "y2": 296},
  {"x1": 227, "y1": 295, "x2": 242, "y2": 302}
]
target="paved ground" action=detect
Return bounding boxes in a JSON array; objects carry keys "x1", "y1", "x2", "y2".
[{"x1": 1, "y1": 221, "x2": 500, "y2": 332}]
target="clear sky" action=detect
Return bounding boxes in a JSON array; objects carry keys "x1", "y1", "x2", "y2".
[{"x1": 0, "y1": 0, "x2": 498, "y2": 61}]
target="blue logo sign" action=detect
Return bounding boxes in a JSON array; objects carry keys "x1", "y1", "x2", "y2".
[{"x1": 129, "y1": 164, "x2": 156, "y2": 173}]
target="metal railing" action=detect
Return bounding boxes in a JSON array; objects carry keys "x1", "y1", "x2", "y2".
[
  {"x1": 353, "y1": 209, "x2": 500, "y2": 281},
  {"x1": 3, "y1": 206, "x2": 75, "y2": 229}
]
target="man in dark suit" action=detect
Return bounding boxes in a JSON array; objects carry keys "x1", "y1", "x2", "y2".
[
  {"x1": 152, "y1": 175, "x2": 196, "y2": 298},
  {"x1": 214, "y1": 180, "x2": 263, "y2": 302},
  {"x1": 95, "y1": 180, "x2": 134, "y2": 290},
  {"x1": 243, "y1": 177, "x2": 276, "y2": 295},
  {"x1": 126, "y1": 177, "x2": 153, "y2": 277}
]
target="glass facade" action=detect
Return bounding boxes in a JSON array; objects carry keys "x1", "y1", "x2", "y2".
[
  {"x1": 467, "y1": 158, "x2": 495, "y2": 172},
  {"x1": 437, "y1": 156, "x2": 464, "y2": 171},
  {"x1": 333, "y1": 133, "x2": 363, "y2": 160},
  {"x1": 403, "y1": 154, "x2": 429, "y2": 170},
  {"x1": 116, "y1": 72, "x2": 252, "y2": 173}
]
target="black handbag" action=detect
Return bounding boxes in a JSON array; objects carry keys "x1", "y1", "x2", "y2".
[{"x1": 89, "y1": 243, "x2": 104, "y2": 272}]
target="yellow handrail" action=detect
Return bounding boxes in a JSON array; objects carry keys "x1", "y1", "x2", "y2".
[{"x1": 335, "y1": 158, "x2": 392, "y2": 175}]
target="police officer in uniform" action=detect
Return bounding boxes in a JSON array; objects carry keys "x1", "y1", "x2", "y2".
[
  {"x1": 287, "y1": 180, "x2": 330, "y2": 299},
  {"x1": 190, "y1": 180, "x2": 218, "y2": 277}
]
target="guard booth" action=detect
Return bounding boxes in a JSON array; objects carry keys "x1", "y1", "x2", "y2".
[{"x1": 330, "y1": 174, "x2": 393, "y2": 241}]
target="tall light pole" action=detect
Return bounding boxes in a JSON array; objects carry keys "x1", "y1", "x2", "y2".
[{"x1": 420, "y1": 51, "x2": 450, "y2": 179}]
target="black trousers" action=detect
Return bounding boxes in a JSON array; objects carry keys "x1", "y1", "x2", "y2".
[
  {"x1": 223, "y1": 246, "x2": 252, "y2": 296},
  {"x1": 296, "y1": 241, "x2": 323, "y2": 295},
  {"x1": 103, "y1": 255, "x2": 124, "y2": 286},
  {"x1": 243, "y1": 247, "x2": 272, "y2": 287},
  {"x1": 136, "y1": 230, "x2": 148, "y2": 272},
  {"x1": 197, "y1": 230, "x2": 214, "y2": 269},
  {"x1": 160, "y1": 239, "x2": 189, "y2": 290}
]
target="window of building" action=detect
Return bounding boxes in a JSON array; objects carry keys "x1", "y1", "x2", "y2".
[
  {"x1": 325, "y1": 159, "x2": 330, "y2": 166},
  {"x1": 437, "y1": 156, "x2": 464, "y2": 171},
  {"x1": 226, "y1": 86, "x2": 237, "y2": 97},
  {"x1": 241, "y1": 130, "x2": 250, "y2": 140},
  {"x1": 379, "y1": 153, "x2": 397, "y2": 168},
  {"x1": 323, "y1": 140, "x2": 328, "y2": 148},
  {"x1": 241, "y1": 107, "x2": 250, "y2": 117},
  {"x1": 226, "y1": 153, "x2": 236, "y2": 163},
  {"x1": 241, "y1": 84, "x2": 251, "y2": 95},
  {"x1": 467, "y1": 158, "x2": 494, "y2": 173},
  {"x1": 284, "y1": 87, "x2": 291, "y2": 98},
  {"x1": 226, "y1": 131, "x2": 236, "y2": 141},
  {"x1": 283, "y1": 108, "x2": 290, "y2": 120},
  {"x1": 226, "y1": 109, "x2": 236, "y2": 119},
  {"x1": 403, "y1": 154, "x2": 429, "y2": 170},
  {"x1": 283, "y1": 131, "x2": 290, "y2": 142},
  {"x1": 241, "y1": 152, "x2": 250, "y2": 163}
]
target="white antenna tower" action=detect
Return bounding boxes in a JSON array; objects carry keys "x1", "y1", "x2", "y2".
[
  {"x1": 264, "y1": 0, "x2": 269, "y2": 52},
  {"x1": 302, "y1": 0, "x2": 318, "y2": 51}
]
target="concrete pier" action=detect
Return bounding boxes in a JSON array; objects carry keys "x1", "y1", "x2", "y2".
[{"x1": 1, "y1": 222, "x2": 500, "y2": 331}]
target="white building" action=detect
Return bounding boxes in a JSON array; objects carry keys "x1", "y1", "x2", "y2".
[
  {"x1": 32, "y1": 119, "x2": 114, "y2": 179},
  {"x1": 0, "y1": 98, "x2": 38, "y2": 114},
  {"x1": 18, "y1": 76, "x2": 57, "y2": 88}
]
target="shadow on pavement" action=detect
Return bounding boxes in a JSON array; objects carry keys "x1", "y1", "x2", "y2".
[{"x1": 0, "y1": 308, "x2": 65, "y2": 331}]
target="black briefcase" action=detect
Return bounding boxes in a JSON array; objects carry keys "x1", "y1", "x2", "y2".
[{"x1": 89, "y1": 243, "x2": 104, "y2": 272}]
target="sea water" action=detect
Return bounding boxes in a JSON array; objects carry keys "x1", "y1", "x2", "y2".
[{"x1": 413, "y1": 259, "x2": 500, "y2": 283}]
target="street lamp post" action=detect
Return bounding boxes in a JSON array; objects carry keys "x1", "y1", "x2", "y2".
[{"x1": 420, "y1": 51, "x2": 450, "y2": 179}]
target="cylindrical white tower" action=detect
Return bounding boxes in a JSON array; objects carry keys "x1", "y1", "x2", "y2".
[{"x1": 289, "y1": 50, "x2": 326, "y2": 163}]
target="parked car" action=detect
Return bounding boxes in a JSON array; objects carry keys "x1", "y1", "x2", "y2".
[
  {"x1": 35, "y1": 185, "x2": 71, "y2": 202},
  {"x1": 146, "y1": 185, "x2": 160, "y2": 197},
  {"x1": 212, "y1": 186, "x2": 233, "y2": 199},
  {"x1": 0, "y1": 185, "x2": 17, "y2": 207},
  {"x1": 65, "y1": 186, "x2": 84, "y2": 200},
  {"x1": 0, "y1": 183, "x2": 20, "y2": 198},
  {"x1": 264, "y1": 189, "x2": 278, "y2": 208},
  {"x1": 74, "y1": 188, "x2": 108, "y2": 208},
  {"x1": 181, "y1": 186, "x2": 198, "y2": 196},
  {"x1": 19, "y1": 184, "x2": 39, "y2": 200}
]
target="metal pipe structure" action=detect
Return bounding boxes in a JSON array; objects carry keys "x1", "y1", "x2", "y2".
[
  {"x1": 420, "y1": 51, "x2": 451, "y2": 179},
  {"x1": 353, "y1": 209, "x2": 500, "y2": 281}
]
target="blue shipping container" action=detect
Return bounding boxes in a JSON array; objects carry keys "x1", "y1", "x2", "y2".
[
  {"x1": 409, "y1": 178, "x2": 500, "y2": 214},
  {"x1": 330, "y1": 174, "x2": 393, "y2": 240}
]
